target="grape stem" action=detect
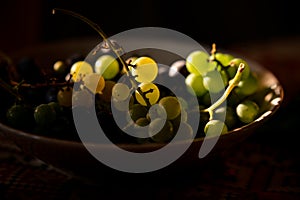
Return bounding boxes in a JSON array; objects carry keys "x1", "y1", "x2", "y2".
[{"x1": 202, "y1": 63, "x2": 245, "y2": 120}]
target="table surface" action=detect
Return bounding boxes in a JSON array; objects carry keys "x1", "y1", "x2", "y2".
[{"x1": 1, "y1": 36, "x2": 300, "y2": 200}]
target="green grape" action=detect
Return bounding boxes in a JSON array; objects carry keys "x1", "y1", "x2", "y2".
[
  {"x1": 34, "y1": 104, "x2": 56, "y2": 127},
  {"x1": 146, "y1": 104, "x2": 167, "y2": 121},
  {"x1": 171, "y1": 109, "x2": 188, "y2": 131},
  {"x1": 70, "y1": 61, "x2": 93, "y2": 82},
  {"x1": 226, "y1": 66, "x2": 238, "y2": 79},
  {"x1": 234, "y1": 72, "x2": 259, "y2": 96},
  {"x1": 99, "y1": 80, "x2": 116, "y2": 102},
  {"x1": 57, "y1": 86, "x2": 73, "y2": 107},
  {"x1": 6, "y1": 104, "x2": 34, "y2": 130},
  {"x1": 229, "y1": 58, "x2": 250, "y2": 80},
  {"x1": 72, "y1": 89, "x2": 94, "y2": 108},
  {"x1": 47, "y1": 102, "x2": 63, "y2": 115},
  {"x1": 135, "y1": 82, "x2": 160, "y2": 106},
  {"x1": 236, "y1": 99, "x2": 260, "y2": 124},
  {"x1": 149, "y1": 118, "x2": 174, "y2": 143},
  {"x1": 135, "y1": 117, "x2": 150, "y2": 127},
  {"x1": 214, "y1": 106, "x2": 238, "y2": 130},
  {"x1": 82, "y1": 73, "x2": 105, "y2": 94},
  {"x1": 158, "y1": 96, "x2": 181, "y2": 120},
  {"x1": 185, "y1": 73, "x2": 207, "y2": 97},
  {"x1": 94, "y1": 54, "x2": 120, "y2": 80},
  {"x1": 203, "y1": 70, "x2": 227, "y2": 93},
  {"x1": 112, "y1": 82, "x2": 131, "y2": 101},
  {"x1": 215, "y1": 52, "x2": 234, "y2": 66},
  {"x1": 131, "y1": 56, "x2": 158, "y2": 83},
  {"x1": 129, "y1": 104, "x2": 148, "y2": 122},
  {"x1": 204, "y1": 119, "x2": 228, "y2": 137},
  {"x1": 201, "y1": 92, "x2": 212, "y2": 107},
  {"x1": 186, "y1": 50, "x2": 216, "y2": 75}
]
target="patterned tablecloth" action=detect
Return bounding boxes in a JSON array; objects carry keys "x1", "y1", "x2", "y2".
[{"x1": 1, "y1": 37, "x2": 300, "y2": 199}]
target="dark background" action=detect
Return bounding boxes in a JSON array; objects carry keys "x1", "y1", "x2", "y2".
[{"x1": 1, "y1": 0, "x2": 299, "y2": 54}]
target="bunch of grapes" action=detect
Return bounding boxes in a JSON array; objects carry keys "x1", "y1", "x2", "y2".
[
  {"x1": 1, "y1": 9, "x2": 263, "y2": 145},
  {"x1": 182, "y1": 44, "x2": 260, "y2": 137}
]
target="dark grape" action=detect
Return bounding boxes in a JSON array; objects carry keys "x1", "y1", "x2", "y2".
[
  {"x1": 6, "y1": 104, "x2": 34, "y2": 130},
  {"x1": 34, "y1": 104, "x2": 56, "y2": 128}
]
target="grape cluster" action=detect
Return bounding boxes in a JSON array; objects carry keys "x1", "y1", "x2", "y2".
[
  {"x1": 1, "y1": 41, "x2": 261, "y2": 144},
  {"x1": 183, "y1": 44, "x2": 260, "y2": 137}
]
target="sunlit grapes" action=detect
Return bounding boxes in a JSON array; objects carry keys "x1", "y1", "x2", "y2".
[
  {"x1": 186, "y1": 50, "x2": 216, "y2": 75},
  {"x1": 112, "y1": 82, "x2": 131, "y2": 101},
  {"x1": 131, "y1": 56, "x2": 158, "y2": 83},
  {"x1": 94, "y1": 54, "x2": 120, "y2": 80},
  {"x1": 236, "y1": 99, "x2": 260, "y2": 124},
  {"x1": 135, "y1": 82, "x2": 160, "y2": 106},
  {"x1": 70, "y1": 61, "x2": 93, "y2": 82},
  {"x1": 158, "y1": 96, "x2": 181, "y2": 120},
  {"x1": 82, "y1": 73, "x2": 105, "y2": 94}
]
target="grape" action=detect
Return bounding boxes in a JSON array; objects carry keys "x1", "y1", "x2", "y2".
[
  {"x1": 203, "y1": 70, "x2": 227, "y2": 93},
  {"x1": 135, "y1": 117, "x2": 150, "y2": 127},
  {"x1": 48, "y1": 101, "x2": 63, "y2": 115},
  {"x1": 131, "y1": 56, "x2": 158, "y2": 83},
  {"x1": 149, "y1": 118, "x2": 174, "y2": 143},
  {"x1": 129, "y1": 104, "x2": 148, "y2": 122},
  {"x1": 82, "y1": 73, "x2": 105, "y2": 94},
  {"x1": 70, "y1": 61, "x2": 93, "y2": 82},
  {"x1": 185, "y1": 73, "x2": 208, "y2": 97},
  {"x1": 53, "y1": 60, "x2": 68, "y2": 79},
  {"x1": 236, "y1": 99, "x2": 259, "y2": 124},
  {"x1": 229, "y1": 58, "x2": 250, "y2": 80},
  {"x1": 171, "y1": 109, "x2": 188, "y2": 132},
  {"x1": 57, "y1": 86, "x2": 73, "y2": 107},
  {"x1": 158, "y1": 96, "x2": 181, "y2": 120},
  {"x1": 234, "y1": 72, "x2": 259, "y2": 96},
  {"x1": 214, "y1": 106, "x2": 238, "y2": 130},
  {"x1": 215, "y1": 52, "x2": 234, "y2": 66},
  {"x1": 135, "y1": 82, "x2": 160, "y2": 106},
  {"x1": 214, "y1": 53, "x2": 236, "y2": 79},
  {"x1": 34, "y1": 104, "x2": 56, "y2": 127},
  {"x1": 204, "y1": 119, "x2": 228, "y2": 137},
  {"x1": 201, "y1": 92, "x2": 212, "y2": 107},
  {"x1": 6, "y1": 104, "x2": 34, "y2": 130},
  {"x1": 112, "y1": 82, "x2": 131, "y2": 101},
  {"x1": 146, "y1": 104, "x2": 167, "y2": 121},
  {"x1": 186, "y1": 50, "x2": 216, "y2": 75},
  {"x1": 94, "y1": 54, "x2": 120, "y2": 80}
]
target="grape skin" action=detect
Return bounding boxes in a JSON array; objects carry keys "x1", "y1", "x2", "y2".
[{"x1": 236, "y1": 100, "x2": 260, "y2": 124}]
